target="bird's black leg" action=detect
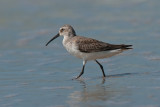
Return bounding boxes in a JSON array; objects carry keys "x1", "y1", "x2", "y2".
[
  {"x1": 95, "y1": 60, "x2": 106, "y2": 77},
  {"x1": 76, "y1": 60, "x2": 87, "y2": 79}
]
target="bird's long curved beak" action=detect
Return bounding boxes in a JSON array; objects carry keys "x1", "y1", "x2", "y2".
[{"x1": 46, "y1": 33, "x2": 60, "y2": 46}]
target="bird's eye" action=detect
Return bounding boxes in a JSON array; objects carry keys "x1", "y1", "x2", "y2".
[{"x1": 60, "y1": 28, "x2": 64, "y2": 32}]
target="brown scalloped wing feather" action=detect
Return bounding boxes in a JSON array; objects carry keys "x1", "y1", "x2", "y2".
[{"x1": 74, "y1": 36, "x2": 132, "y2": 53}]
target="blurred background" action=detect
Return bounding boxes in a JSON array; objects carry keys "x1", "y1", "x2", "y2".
[{"x1": 0, "y1": 0, "x2": 160, "y2": 107}]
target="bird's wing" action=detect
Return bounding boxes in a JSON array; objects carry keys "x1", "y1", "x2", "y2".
[{"x1": 75, "y1": 36, "x2": 132, "y2": 53}]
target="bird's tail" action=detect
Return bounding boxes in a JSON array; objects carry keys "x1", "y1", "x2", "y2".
[{"x1": 120, "y1": 44, "x2": 133, "y2": 49}]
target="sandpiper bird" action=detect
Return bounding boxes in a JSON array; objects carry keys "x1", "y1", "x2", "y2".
[{"x1": 46, "y1": 24, "x2": 132, "y2": 79}]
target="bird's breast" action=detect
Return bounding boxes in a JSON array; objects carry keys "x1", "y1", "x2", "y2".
[{"x1": 63, "y1": 40, "x2": 83, "y2": 59}]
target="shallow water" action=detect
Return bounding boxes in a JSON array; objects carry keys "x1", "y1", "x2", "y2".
[{"x1": 0, "y1": 0, "x2": 160, "y2": 107}]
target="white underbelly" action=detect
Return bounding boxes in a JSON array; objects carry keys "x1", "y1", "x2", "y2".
[{"x1": 78, "y1": 49, "x2": 123, "y2": 61}]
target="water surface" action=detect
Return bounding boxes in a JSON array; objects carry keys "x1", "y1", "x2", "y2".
[{"x1": 0, "y1": 0, "x2": 160, "y2": 107}]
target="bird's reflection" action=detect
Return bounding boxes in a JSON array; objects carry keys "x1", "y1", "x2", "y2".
[
  {"x1": 67, "y1": 78, "x2": 116, "y2": 107},
  {"x1": 79, "y1": 79, "x2": 108, "y2": 102},
  {"x1": 67, "y1": 72, "x2": 135, "y2": 107}
]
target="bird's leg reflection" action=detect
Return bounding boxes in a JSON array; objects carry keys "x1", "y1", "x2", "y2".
[
  {"x1": 69, "y1": 78, "x2": 115, "y2": 103},
  {"x1": 102, "y1": 77, "x2": 106, "y2": 84}
]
